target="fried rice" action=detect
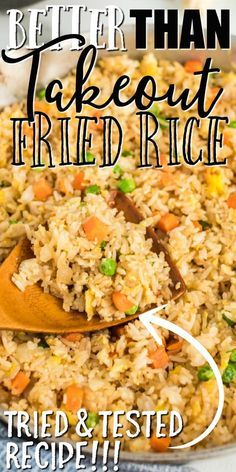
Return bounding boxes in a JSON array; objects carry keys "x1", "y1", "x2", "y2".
[{"x1": 12, "y1": 193, "x2": 171, "y2": 320}]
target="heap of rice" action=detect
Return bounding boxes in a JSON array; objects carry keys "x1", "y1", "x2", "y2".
[{"x1": 12, "y1": 193, "x2": 171, "y2": 320}]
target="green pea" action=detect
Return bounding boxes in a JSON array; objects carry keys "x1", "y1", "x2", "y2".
[
  {"x1": 113, "y1": 164, "x2": 123, "y2": 177},
  {"x1": 229, "y1": 121, "x2": 236, "y2": 129},
  {"x1": 86, "y1": 412, "x2": 99, "y2": 429},
  {"x1": 222, "y1": 314, "x2": 235, "y2": 327},
  {"x1": 99, "y1": 258, "x2": 117, "y2": 276},
  {"x1": 229, "y1": 350, "x2": 236, "y2": 363},
  {"x1": 125, "y1": 305, "x2": 138, "y2": 315},
  {"x1": 86, "y1": 152, "x2": 95, "y2": 163},
  {"x1": 85, "y1": 185, "x2": 101, "y2": 195},
  {"x1": 37, "y1": 88, "x2": 46, "y2": 100},
  {"x1": 118, "y1": 178, "x2": 136, "y2": 194},
  {"x1": 222, "y1": 362, "x2": 236, "y2": 384},
  {"x1": 198, "y1": 365, "x2": 214, "y2": 381},
  {"x1": 9, "y1": 219, "x2": 18, "y2": 225},
  {"x1": 198, "y1": 220, "x2": 212, "y2": 230},
  {"x1": 100, "y1": 240, "x2": 107, "y2": 251}
]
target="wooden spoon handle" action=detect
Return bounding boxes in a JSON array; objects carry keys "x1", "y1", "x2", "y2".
[{"x1": 112, "y1": 191, "x2": 186, "y2": 300}]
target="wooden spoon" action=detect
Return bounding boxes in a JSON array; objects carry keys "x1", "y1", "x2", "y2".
[{"x1": 0, "y1": 191, "x2": 185, "y2": 333}]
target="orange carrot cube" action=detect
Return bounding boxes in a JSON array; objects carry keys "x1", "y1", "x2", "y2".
[{"x1": 156, "y1": 213, "x2": 179, "y2": 233}]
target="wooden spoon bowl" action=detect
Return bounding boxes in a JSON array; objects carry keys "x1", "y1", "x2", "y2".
[{"x1": 0, "y1": 192, "x2": 185, "y2": 333}]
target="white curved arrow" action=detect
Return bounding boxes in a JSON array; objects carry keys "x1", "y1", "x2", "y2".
[{"x1": 139, "y1": 304, "x2": 224, "y2": 449}]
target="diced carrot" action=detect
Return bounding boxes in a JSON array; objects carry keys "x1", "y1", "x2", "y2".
[
  {"x1": 33, "y1": 178, "x2": 53, "y2": 201},
  {"x1": 156, "y1": 213, "x2": 179, "y2": 233},
  {"x1": 166, "y1": 336, "x2": 183, "y2": 352},
  {"x1": 148, "y1": 347, "x2": 169, "y2": 369},
  {"x1": 65, "y1": 385, "x2": 84, "y2": 413},
  {"x1": 227, "y1": 191, "x2": 236, "y2": 209},
  {"x1": 23, "y1": 124, "x2": 34, "y2": 139},
  {"x1": 150, "y1": 433, "x2": 171, "y2": 452},
  {"x1": 34, "y1": 100, "x2": 51, "y2": 114},
  {"x1": 184, "y1": 60, "x2": 203, "y2": 73},
  {"x1": 192, "y1": 220, "x2": 202, "y2": 231},
  {"x1": 82, "y1": 216, "x2": 109, "y2": 244},
  {"x1": 160, "y1": 172, "x2": 174, "y2": 186},
  {"x1": 112, "y1": 292, "x2": 133, "y2": 312},
  {"x1": 62, "y1": 333, "x2": 83, "y2": 343},
  {"x1": 11, "y1": 371, "x2": 30, "y2": 396},
  {"x1": 73, "y1": 172, "x2": 85, "y2": 191}
]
